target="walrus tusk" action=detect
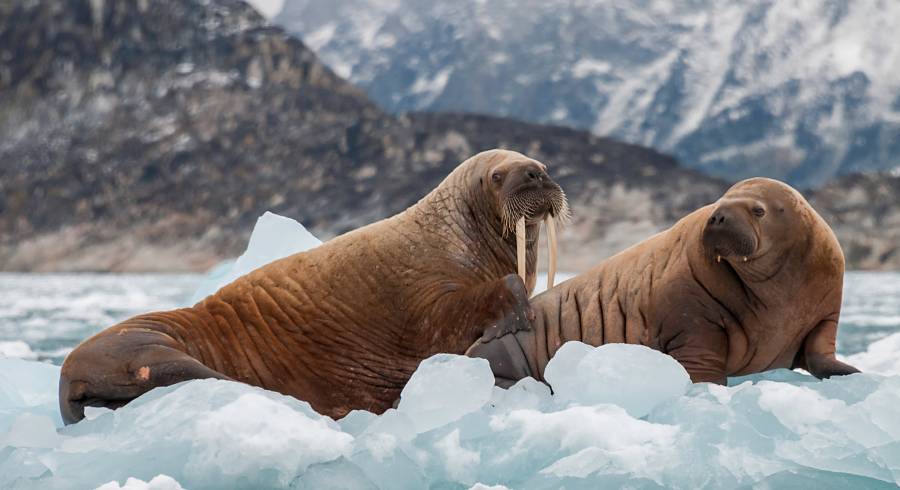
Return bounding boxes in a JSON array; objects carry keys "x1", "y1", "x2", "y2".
[
  {"x1": 546, "y1": 214, "x2": 558, "y2": 289},
  {"x1": 743, "y1": 256, "x2": 748, "y2": 262},
  {"x1": 716, "y1": 255, "x2": 722, "y2": 263},
  {"x1": 516, "y1": 217, "x2": 527, "y2": 284}
]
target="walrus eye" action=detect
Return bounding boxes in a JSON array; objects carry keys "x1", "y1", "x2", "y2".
[
  {"x1": 752, "y1": 206, "x2": 766, "y2": 218},
  {"x1": 491, "y1": 172, "x2": 503, "y2": 184}
]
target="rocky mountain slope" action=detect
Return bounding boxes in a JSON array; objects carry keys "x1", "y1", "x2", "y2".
[
  {"x1": 0, "y1": 0, "x2": 730, "y2": 273},
  {"x1": 275, "y1": 0, "x2": 900, "y2": 187},
  {"x1": 811, "y1": 172, "x2": 900, "y2": 270},
  {"x1": 0, "y1": 0, "x2": 896, "y2": 272}
]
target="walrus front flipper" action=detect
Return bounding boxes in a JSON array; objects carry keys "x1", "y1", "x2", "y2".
[
  {"x1": 467, "y1": 332, "x2": 535, "y2": 388},
  {"x1": 429, "y1": 273, "x2": 534, "y2": 356},
  {"x1": 59, "y1": 327, "x2": 230, "y2": 425},
  {"x1": 664, "y1": 320, "x2": 728, "y2": 385},
  {"x1": 478, "y1": 274, "x2": 535, "y2": 341},
  {"x1": 794, "y1": 319, "x2": 860, "y2": 379}
]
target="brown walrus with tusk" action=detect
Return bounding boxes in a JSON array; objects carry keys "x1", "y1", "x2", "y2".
[
  {"x1": 59, "y1": 149, "x2": 569, "y2": 424},
  {"x1": 468, "y1": 177, "x2": 860, "y2": 386}
]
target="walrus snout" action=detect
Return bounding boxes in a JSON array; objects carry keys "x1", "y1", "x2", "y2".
[
  {"x1": 506, "y1": 165, "x2": 555, "y2": 194},
  {"x1": 496, "y1": 161, "x2": 569, "y2": 289},
  {"x1": 703, "y1": 204, "x2": 758, "y2": 261}
]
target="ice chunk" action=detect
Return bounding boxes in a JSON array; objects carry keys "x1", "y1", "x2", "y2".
[
  {"x1": 25, "y1": 380, "x2": 351, "y2": 489},
  {"x1": 190, "y1": 212, "x2": 322, "y2": 303},
  {"x1": 0, "y1": 340, "x2": 36, "y2": 360},
  {"x1": 749, "y1": 468, "x2": 900, "y2": 490},
  {"x1": 545, "y1": 342, "x2": 691, "y2": 417},
  {"x1": 291, "y1": 458, "x2": 377, "y2": 490},
  {"x1": 0, "y1": 358, "x2": 62, "y2": 432},
  {"x1": 95, "y1": 475, "x2": 185, "y2": 490},
  {"x1": 84, "y1": 406, "x2": 114, "y2": 421},
  {"x1": 489, "y1": 377, "x2": 553, "y2": 413},
  {"x1": 0, "y1": 413, "x2": 60, "y2": 449},
  {"x1": 542, "y1": 340, "x2": 594, "y2": 388},
  {"x1": 490, "y1": 404, "x2": 678, "y2": 482},
  {"x1": 187, "y1": 392, "x2": 353, "y2": 479},
  {"x1": 846, "y1": 332, "x2": 900, "y2": 376},
  {"x1": 0, "y1": 359, "x2": 60, "y2": 410},
  {"x1": 397, "y1": 354, "x2": 494, "y2": 433},
  {"x1": 434, "y1": 428, "x2": 480, "y2": 483},
  {"x1": 339, "y1": 410, "x2": 378, "y2": 436}
]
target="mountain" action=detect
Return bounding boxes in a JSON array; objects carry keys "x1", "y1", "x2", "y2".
[
  {"x1": 275, "y1": 0, "x2": 900, "y2": 187},
  {"x1": 811, "y1": 172, "x2": 900, "y2": 270},
  {"x1": 0, "y1": 0, "x2": 727, "y2": 273}
]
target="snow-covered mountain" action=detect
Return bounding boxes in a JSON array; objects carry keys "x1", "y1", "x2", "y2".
[{"x1": 275, "y1": 0, "x2": 900, "y2": 187}]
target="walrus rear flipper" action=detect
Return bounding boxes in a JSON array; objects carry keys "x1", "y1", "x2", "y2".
[
  {"x1": 59, "y1": 327, "x2": 230, "y2": 425},
  {"x1": 794, "y1": 319, "x2": 860, "y2": 379}
]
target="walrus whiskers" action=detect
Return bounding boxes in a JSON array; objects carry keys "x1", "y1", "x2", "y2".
[{"x1": 501, "y1": 184, "x2": 568, "y2": 291}]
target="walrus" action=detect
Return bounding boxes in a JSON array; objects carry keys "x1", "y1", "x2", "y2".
[
  {"x1": 59, "y1": 149, "x2": 569, "y2": 424},
  {"x1": 467, "y1": 177, "x2": 860, "y2": 386}
]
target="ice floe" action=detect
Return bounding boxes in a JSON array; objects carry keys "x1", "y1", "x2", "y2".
[{"x1": 1, "y1": 343, "x2": 899, "y2": 488}]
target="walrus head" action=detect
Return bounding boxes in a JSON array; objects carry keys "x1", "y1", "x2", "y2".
[
  {"x1": 475, "y1": 150, "x2": 570, "y2": 288},
  {"x1": 701, "y1": 178, "x2": 809, "y2": 271}
]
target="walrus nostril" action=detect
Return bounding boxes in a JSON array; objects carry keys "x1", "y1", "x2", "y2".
[{"x1": 708, "y1": 213, "x2": 727, "y2": 225}]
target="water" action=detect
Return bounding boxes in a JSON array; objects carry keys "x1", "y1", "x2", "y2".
[
  {"x1": 0, "y1": 273, "x2": 201, "y2": 364},
  {"x1": 0, "y1": 271, "x2": 898, "y2": 365},
  {"x1": 839, "y1": 272, "x2": 900, "y2": 354}
]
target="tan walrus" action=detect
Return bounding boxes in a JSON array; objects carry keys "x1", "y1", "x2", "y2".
[
  {"x1": 59, "y1": 149, "x2": 570, "y2": 424},
  {"x1": 468, "y1": 178, "x2": 860, "y2": 386}
]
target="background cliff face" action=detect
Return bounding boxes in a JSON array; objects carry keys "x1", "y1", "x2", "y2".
[
  {"x1": 0, "y1": 0, "x2": 896, "y2": 272},
  {"x1": 811, "y1": 172, "x2": 900, "y2": 270},
  {"x1": 0, "y1": 0, "x2": 730, "y2": 272},
  {"x1": 276, "y1": 0, "x2": 900, "y2": 188}
]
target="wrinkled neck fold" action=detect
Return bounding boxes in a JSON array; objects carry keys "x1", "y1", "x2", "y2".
[{"x1": 407, "y1": 177, "x2": 540, "y2": 292}]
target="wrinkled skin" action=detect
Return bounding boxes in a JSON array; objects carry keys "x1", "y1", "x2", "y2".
[
  {"x1": 468, "y1": 178, "x2": 860, "y2": 387},
  {"x1": 59, "y1": 149, "x2": 568, "y2": 424}
]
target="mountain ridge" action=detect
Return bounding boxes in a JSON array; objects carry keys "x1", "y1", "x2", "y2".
[
  {"x1": 0, "y1": 0, "x2": 897, "y2": 272},
  {"x1": 275, "y1": 0, "x2": 900, "y2": 187},
  {"x1": 1, "y1": 0, "x2": 735, "y2": 273}
]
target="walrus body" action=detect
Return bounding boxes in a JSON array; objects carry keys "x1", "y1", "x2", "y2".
[
  {"x1": 59, "y1": 150, "x2": 569, "y2": 424},
  {"x1": 468, "y1": 178, "x2": 860, "y2": 386}
]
